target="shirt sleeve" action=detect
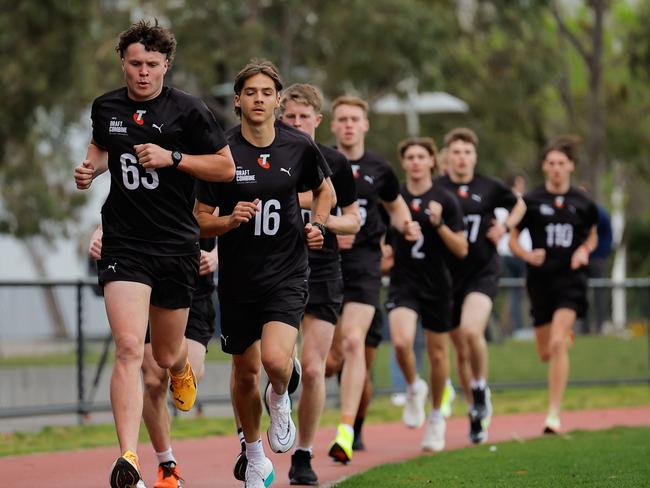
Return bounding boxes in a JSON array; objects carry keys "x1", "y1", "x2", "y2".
[
  {"x1": 90, "y1": 99, "x2": 108, "y2": 150},
  {"x1": 331, "y1": 155, "x2": 357, "y2": 208},
  {"x1": 492, "y1": 178, "x2": 518, "y2": 212},
  {"x1": 184, "y1": 100, "x2": 227, "y2": 155},
  {"x1": 196, "y1": 180, "x2": 220, "y2": 208},
  {"x1": 442, "y1": 192, "x2": 465, "y2": 232},
  {"x1": 298, "y1": 143, "x2": 326, "y2": 192},
  {"x1": 378, "y1": 164, "x2": 400, "y2": 202}
]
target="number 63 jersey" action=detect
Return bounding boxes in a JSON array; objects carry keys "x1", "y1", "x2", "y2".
[
  {"x1": 518, "y1": 185, "x2": 598, "y2": 274},
  {"x1": 197, "y1": 121, "x2": 328, "y2": 301},
  {"x1": 91, "y1": 87, "x2": 227, "y2": 256}
]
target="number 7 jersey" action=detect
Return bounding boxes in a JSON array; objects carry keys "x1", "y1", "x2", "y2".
[{"x1": 91, "y1": 87, "x2": 227, "y2": 256}]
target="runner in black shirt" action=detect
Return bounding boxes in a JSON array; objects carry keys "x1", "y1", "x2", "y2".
[
  {"x1": 73, "y1": 20, "x2": 234, "y2": 488},
  {"x1": 510, "y1": 135, "x2": 597, "y2": 434},
  {"x1": 438, "y1": 128, "x2": 525, "y2": 445},
  {"x1": 327, "y1": 96, "x2": 421, "y2": 464},
  {"x1": 195, "y1": 60, "x2": 334, "y2": 488},
  {"x1": 387, "y1": 137, "x2": 467, "y2": 452},
  {"x1": 278, "y1": 84, "x2": 360, "y2": 485}
]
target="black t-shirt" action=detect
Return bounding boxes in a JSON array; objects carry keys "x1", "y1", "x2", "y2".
[
  {"x1": 197, "y1": 120, "x2": 326, "y2": 301},
  {"x1": 438, "y1": 174, "x2": 517, "y2": 281},
  {"x1": 301, "y1": 144, "x2": 357, "y2": 282},
  {"x1": 91, "y1": 86, "x2": 227, "y2": 256},
  {"x1": 518, "y1": 185, "x2": 598, "y2": 275},
  {"x1": 340, "y1": 150, "x2": 400, "y2": 268},
  {"x1": 391, "y1": 183, "x2": 465, "y2": 296}
]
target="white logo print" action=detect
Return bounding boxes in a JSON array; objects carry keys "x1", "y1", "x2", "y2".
[
  {"x1": 471, "y1": 194, "x2": 482, "y2": 202},
  {"x1": 134, "y1": 110, "x2": 146, "y2": 122},
  {"x1": 220, "y1": 334, "x2": 228, "y2": 346},
  {"x1": 540, "y1": 204, "x2": 555, "y2": 216},
  {"x1": 280, "y1": 167, "x2": 292, "y2": 176},
  {"x1": 152, "y1": 123, "x2": 164, "y2": 133},
  {"x1": 107, "y1": 263, "x2": 117, "y2": 273},
  {"x1": 364, "y1": 175, "x2": 375, "y2": 185}
]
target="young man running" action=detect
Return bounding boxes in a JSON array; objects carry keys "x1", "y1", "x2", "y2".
[
  {"x1": 195, "y1": 60, "x2": 334, "y2": 488},
  {"x1": 510, "y1": 135, "x2": 597, "y2": 434},
  {"x1": 74, "y1": 20, "x2": 234, "y2": 488},
  {"x1": 89, "y1": 228, "x2": 218, "y2": 487},
  {"x1": 438, "y1": 128, "x2": 525, "y2": 444},
  {"x1": 328, "y1": 96, "x2": 421, "y2": 464},
  {"x1": 278, "y1": 83, "x2": 361, "y2": 485},
  {"x1": 387, "y1": 137, "x2": 467, "y2": 452}
]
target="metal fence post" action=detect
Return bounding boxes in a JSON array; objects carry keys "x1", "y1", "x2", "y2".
[{"x1": 76, "y1": 281, "x2": 85, "y2": 425}]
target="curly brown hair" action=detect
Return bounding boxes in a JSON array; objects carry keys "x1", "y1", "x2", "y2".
[{"x1": 116, "y1": 19, "x2": 177, "y2": 64}]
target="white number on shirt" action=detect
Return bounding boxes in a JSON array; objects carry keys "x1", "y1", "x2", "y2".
[
  {"x1": 464, "y1": 214, "x2": 481, "y2": 243},
  {"x1": 120, "y1": 153, "x2": 159, "y2": 190},
  {"x1": 254, "y1": 199, "x2": 281, "y2": 236},
  {"x1": 545, "y1": 223, "x2": 573, "y2": 248}
]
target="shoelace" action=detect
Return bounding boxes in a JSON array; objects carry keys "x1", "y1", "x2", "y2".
[{"x1": 160, "y1": 462, "x2": 183, "y2": 482}]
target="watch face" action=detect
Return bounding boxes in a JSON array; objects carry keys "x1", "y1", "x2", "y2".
[{"x1": 173, "y1": 151, "x2": 182, "y2": 161}]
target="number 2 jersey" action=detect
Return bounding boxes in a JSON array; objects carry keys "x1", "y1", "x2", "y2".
[
  {"x1": 438, "y1": 174, "x2": 517, "y2": 285},
  {"x1": 390, "y1": 182, "x2": 465, "y2": 298},
  {"x1": 197, "y1": 120, "x2": 327, "y2": 301},
  {"x1": 91, "y1": 86, "x2": 227, "y2": 256},
  {"x1": 518, "y1": 185, "x2": 597, "y2": 275}
]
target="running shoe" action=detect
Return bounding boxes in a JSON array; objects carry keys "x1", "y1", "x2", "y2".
[
  {"x1": 153, "y1": 461, "x2": 183, "y2": 488},
  {"x1": 440, "y1": 381, "x2": 456, "y2": 418},
  {"x1": 288, "y1": 450, "x2": 318, "y2": 486},
  {"x1": 402, "y1": 378, "x2": 428, "y2": 428},
  {"x1": 421, "y1": 417, "x2": 446, "y2": 452},
  {"x1": 169, "y1": 359, "x2": 197, "y2": 412},
  {"x1": 109, "y1": 450, "x2": 146, "y2": 488},
  {"x1": 245, "y1": 456, "x2": 274, "y2": 488},
  {"x1": 265, "y1": 383, "x2": 296, "y2": 453},
  {"x1": 328, "y1": 424, "x2": 353, "y2": 464}
]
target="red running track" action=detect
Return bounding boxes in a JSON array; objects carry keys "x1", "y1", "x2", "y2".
[{"x1": 2, "y1": 406, "x2": 649, "y2": 487}]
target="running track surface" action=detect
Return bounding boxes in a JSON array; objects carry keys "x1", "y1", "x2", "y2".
[{"x1": 3, "y1": 406, "x2": 649, "y2": 487}]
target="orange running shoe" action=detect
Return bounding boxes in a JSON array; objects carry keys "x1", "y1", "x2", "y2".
[
  {"x1": 169, "y1": 360, "x2": 197, "y2": 412},
  {"x1": 154, "y1": 461, "x2": 183, "y2": 488},
  {"x1": 109, "y1": 450, "x2": 145, "y2": 488}
]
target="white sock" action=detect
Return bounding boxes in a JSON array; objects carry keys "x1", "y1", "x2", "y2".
[
  {"x1": 269, "y1": 387, "x2": 288, "y2": 405},
  {"x1": 477, "y1": 378, "x2": 487, "y2": 389},
  {"x1": 246, "y1": 439, "x2": 265, "y2": 462},
  {"x1": 446, "y1": 378, "x2": 453, "y2": 387},
  {"x1": 407, "y1": 377, "x2": 420, "y2": 394},
  {"x1": 295, "y1": 446, "x2": 312, "y2": 455},
  {"x1": 428, "y1": 409, "x2": 443, "y2": 422},
  {"x1": 155, "y1": 447, "x2": 176, "y2": 465}
]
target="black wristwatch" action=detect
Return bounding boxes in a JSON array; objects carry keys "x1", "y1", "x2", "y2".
[
  {"x1": 312, "y1": 222, "x2": 327, "y2": 237},
  {"x1": 432, "y1": 218, "x2": 444, "y2": 229},
  {"x1": 171, "y1": 151, "x2": 183, "y2": 169}
]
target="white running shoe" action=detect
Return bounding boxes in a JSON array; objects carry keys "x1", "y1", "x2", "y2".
[
  {"x1": 402, "y1": 378, "x2": 428, "y2": 429},
  {"x1": 544, "y1": 411, "x2": 561, "y2": 434},
  {"x1": 265, "y1": 383, "x2": 296, "y2": 453},
  {"x1": 421, "y1": 417, "x2": 446, "y2": 452},
  {"x1": 245, "y1": 456, "x2": 275, "y2": 488},
  {"x1": 440, "y1": 381, "x2": 456, "y2": 418},
  {"x1": 390, "y1": 392, "x2": 407, "y2": 407}
]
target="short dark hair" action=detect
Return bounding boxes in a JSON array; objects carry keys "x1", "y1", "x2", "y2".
[
  {"x1": 116, "y1": 19, "x2": 176, "y2": 64},
  {"x1": 397, "y1": 136, "x2": 438, "y2": 160},
  {"x1": 541, "y1": 134, "x2": 581, "y2": 165},
  {"x1": 233, "y1": 59, "x2": 283, "y2": 117},
  {"x1": 280, "y1": 83, "x2": 324, "y2": 114},
  {"x1": 443, "y1": 127, "x2": 479, "y2": 148}
]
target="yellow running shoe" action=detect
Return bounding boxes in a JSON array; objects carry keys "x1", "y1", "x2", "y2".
[
  {"x1": 440, "y1": 381, "x2": 456, "y2": 419},
  {"x1": 109, "y1": 450, "x2": 145, "y2": 488},
  {"x1": 328, "y1": 423, "x2": 354, "y2": 464},
  {"x1": 169, "y1": 360, "x2": 197, "y2": 412}
]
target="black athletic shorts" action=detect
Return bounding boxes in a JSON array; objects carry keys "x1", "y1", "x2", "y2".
[
  {"x1": 452, "y1": 266, "x2": 498, "y2": 327},
  {"x1": 218, "y1": 278, "x2": 309, "y2": 354},
  {"x1": 341, "y1": 247, "x2": 382, "y2": 306},
  {"x1": 305, "y1": 279, "x2": 343, "y2": 325},
  {"x1": 527, "y1": 269, "x2": 588, "y2": 327},
  {"x1": 386, "y1": 285, "x2": 454, "y2": 334},
  {"x1": 98, "y1": 250, "x2": 199, "y2": 309},
  {"x1": 365, "y1": 307, "x2": 384, "y2": 348}
]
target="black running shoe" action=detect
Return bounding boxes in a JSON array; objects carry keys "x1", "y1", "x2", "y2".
[
  {"x1": 289, "y1": 450, "x2": 318, "y2": 486},
  {"x1": 233, "y1": 445, "x2": 247, "y2": 482},
  {"x1": 264, "y1": 357, "x2": 302, "y2": 415},
  {"x1": 352, "y1": 433, "x2": 365, "y2": 451},
  {"x1": 468, "y1": 386, "x2": 491, "y2": 444}
]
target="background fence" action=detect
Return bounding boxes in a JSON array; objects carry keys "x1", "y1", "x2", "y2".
[{"x1": 0, "y1": 278, "x2": 648, "y2": 425}]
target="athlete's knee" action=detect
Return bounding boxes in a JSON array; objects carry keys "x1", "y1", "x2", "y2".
[
  {"x1": 114, "y1": 334, "x2": 144, "y2": 364},
  {"x1": 428, "y1": 344, "x2": 447, "y2": 367},
  {"x1": 325, "y1": 352, "x2": 343, "y2": 378},
  {"x1": 342, "y1": 332, "x2": 364, "y2": 356},
  {"x1": 391, "y1": 334, "x2": 412, "y2": 355},
  {"x1": 234, "y1": 366, "x2": 259, "y2": 393},
  {"x1": 261, "y1": 352, "x2": 291, "y2": 381},
  {"x1": 548, "y1": 336, "x2": 567, "y2": 357},
  {"x1": 461, "y1": 325, "x2": 482, "y2": 343},
  {"x1": 301, "y1": 359, "x2": 325, "y2": 387},
  {"x1": 152, "y1": 349, "x2": 180, "y2": 370},
  {"x1": 142, "y1": 368, "x2": 167, "y2": 397}
]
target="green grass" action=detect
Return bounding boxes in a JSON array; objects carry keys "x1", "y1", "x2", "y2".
[
  {"x1": 1, "y1": 384, "x2": 649, "y2": 458},
  {"x1": 335, "y1": 427, "x2": 650, "y2": 487},
  {"x1": 369, "y1": 335, "x2": 649, "y2": 390}
]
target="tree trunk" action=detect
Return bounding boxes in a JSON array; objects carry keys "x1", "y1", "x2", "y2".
[{"x1": 24, "y1": 238, "x2": 69, "y2": 339}]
